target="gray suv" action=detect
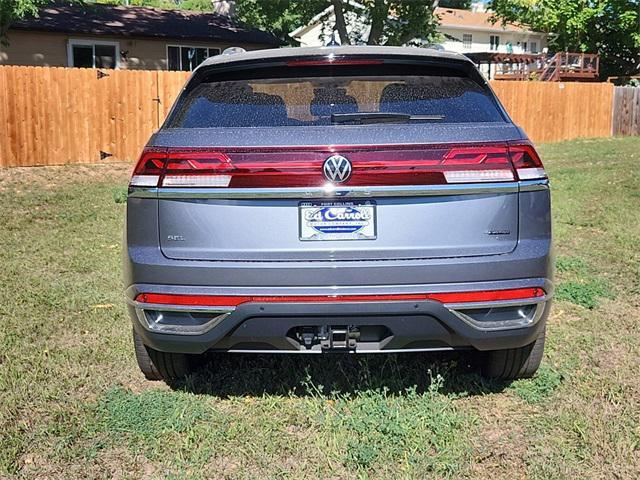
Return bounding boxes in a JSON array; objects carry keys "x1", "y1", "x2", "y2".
[{"x1": 124, "y1": 46, "x2": 552, "y2": 382}]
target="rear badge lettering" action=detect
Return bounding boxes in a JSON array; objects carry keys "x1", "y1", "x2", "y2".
[{"x1": 167, "y1": 235, "x2": 186, "y2": 241}]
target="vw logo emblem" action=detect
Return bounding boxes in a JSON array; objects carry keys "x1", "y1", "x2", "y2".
[{"x1": 323, "y1": 154, "x2": 352, "y2": 183}]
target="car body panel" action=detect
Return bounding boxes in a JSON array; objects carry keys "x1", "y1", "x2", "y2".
[{"x1": 158, "y1": 192, "x2": 519, "y2": 261}]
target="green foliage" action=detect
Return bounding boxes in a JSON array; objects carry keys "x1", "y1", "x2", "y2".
[
  {"x1": 556, "y1": 279, "x2": 612, "y2": 309},
  {"x1": 323, "y1": 381, "x2": 475, "y2": 476},
  {"x1": 554, "y1": 257, "x2": 614, "y2": 309},
  {"x1": 488, "y1": 0, "x2": 640, "y2": 78},
  {"x1": 233, "y1": 0, "x2": 328, "y2": 44},
  {"x1": 112, "y1": 187, "x2": 128, "y2": 204},
  {"x1": 376, "y1": 1, "x2": 442, "y2": 46},
  {"x1": 0, "y1": 0, "x2": 46, "y2": 43},
  {"x1": 555, "y1": 255, "x2": 588, "y2": 274},
  {"x1": 510, "y1": 364, "x2": 564, "y2": 404},
  {"x1": 96, "y1": 388, "x2": 210, "y2": 443}
]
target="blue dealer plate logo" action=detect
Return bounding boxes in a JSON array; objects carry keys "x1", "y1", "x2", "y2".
[{"x1": 304, "y1": 206, "x2": 372, "y2": 234}]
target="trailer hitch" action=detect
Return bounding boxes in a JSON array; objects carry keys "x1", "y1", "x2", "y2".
[{"x1": 318, "y1": 325, "x2": 360, "y2": 351}]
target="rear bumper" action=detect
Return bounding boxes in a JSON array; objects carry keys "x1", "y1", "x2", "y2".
[{"x1": 126, "y1": 280, "x2": 552, "y2": 354}]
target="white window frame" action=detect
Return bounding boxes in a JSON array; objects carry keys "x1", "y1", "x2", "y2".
[
  {"x1": 166, "y1": 44, "x2": 221, "y2": 71},
  {"x1": 462, "y1": 34, "x2": 472, "y2": 49},
  {"x1": 67, "y1": 39, "x2": 120, "y2": 69},
  {"x1": 490, "y1": 35, "x2": 500, "y2": 51}
]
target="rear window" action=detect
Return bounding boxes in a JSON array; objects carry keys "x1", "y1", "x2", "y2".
[{"x1": 168, "y1": 69, "x2": 505, "y2": 128}]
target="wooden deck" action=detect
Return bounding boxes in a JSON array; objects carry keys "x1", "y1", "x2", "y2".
[{"x1": 491, "y1": 53, "x2": 600, "y2": 82}]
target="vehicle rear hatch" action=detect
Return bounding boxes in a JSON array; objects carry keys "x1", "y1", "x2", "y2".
[{"x1": 134, "y1": 53, "x2": 540, "y2": 262}]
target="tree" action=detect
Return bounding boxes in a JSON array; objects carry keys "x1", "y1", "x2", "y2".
[
  {"x1": 232, "y1": 0, "x2": 471, "y2": 46},
  {"x1": 207, "y1": 0, "x2": 325, "y2": 43},
  {"x1": 1, "y1": 0, "x2": 46, "y2": 43},
  {"x1": 488, "y1": 0, "x2": 640, "y2": 78}
]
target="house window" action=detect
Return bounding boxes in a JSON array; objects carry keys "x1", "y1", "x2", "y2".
[
  {"x1": 462, "y1": 34, "x2": 472, "y2": 49},
  {"x1": 68, "y1": 40, "x2": 119, "y2": 69},
  {"x1": 530, "y1": 41, "x2": 538, "y2": 53},
  {"x1": 522, "y1": 42, "x2": 528, "y2": 52},
  {"x1": 167, "y1": 46, "x2": 221, "y2": 71},
  {"x1": 490, "y1": 35, "x2": 500, "y2": 51}
]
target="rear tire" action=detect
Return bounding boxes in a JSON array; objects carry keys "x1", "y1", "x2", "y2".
[
  {"x1": 482, "y1": 326, "x2": 546, "y2": 380},
  {"x1": 132, "y1": 329, "x2": 195, "y2": 381}
]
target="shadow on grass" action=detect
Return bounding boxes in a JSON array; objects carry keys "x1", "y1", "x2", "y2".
[{"x1": 172, "y1": 351, "x2": 511, "y2": 398}]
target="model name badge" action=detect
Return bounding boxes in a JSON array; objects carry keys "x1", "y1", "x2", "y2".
[{"x1": 167, "y1": 235, "x2": 185, "y2": 241}]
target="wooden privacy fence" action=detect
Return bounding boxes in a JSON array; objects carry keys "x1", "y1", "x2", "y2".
[
  {"x1": 491, "y1": 81, "x2": 615, "y2": 143},
  {"x1": 612, "y1": 86, "x2": 640, "y2": 136},
  {"x1": 0, "y1": 65, "x2": 634, "y2": 168},
  {"x1": 0, "y1": 66, "x2": 189, "y2": 167}
]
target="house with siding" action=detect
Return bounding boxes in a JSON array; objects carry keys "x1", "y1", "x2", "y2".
[
  {"x1": 436, "y1": 6, "x2": 547, "y2": 56},
  {"x1": 0, "y1": 3, "x2": 282, "y2": 71}
]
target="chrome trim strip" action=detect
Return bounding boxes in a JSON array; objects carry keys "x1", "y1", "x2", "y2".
[
  {"x1": 223, "y1": 347, "x2": 456, "y2": 354},
  {"x1": 444, "y1": 296, "x2": 548, "y2": 310},
  {"x1": 519, "y1": 179, "x2": 549, "y2": 192},
  {"x1": 127, "y1": 187, "x2": 157, "y2": 198},
  {"x1": 134, "y1": 308, "x2": 231, "y2": 335},
  {"x1": 128, "y1": 182, "x2": 520, "y2": 199}
]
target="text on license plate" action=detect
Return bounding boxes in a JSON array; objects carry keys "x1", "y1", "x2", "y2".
[{"x1": 299, "y1": 201, "x2": 376, "y2": 241}]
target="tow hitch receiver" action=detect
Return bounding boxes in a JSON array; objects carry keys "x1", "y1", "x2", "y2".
[{"x1": 319, "y1": 325, "x2": 360, "y2": 350}]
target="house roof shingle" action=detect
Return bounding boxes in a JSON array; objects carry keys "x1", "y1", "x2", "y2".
[
  {"x1": 435, "y1": 7, "x2": 535, "y2": 34},
  {"x1": 10, "y1": 3, "x2": 284, "y2": 46}
]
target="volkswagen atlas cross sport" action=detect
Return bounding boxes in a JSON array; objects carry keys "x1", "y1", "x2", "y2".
[{"x1": 124, "y1": 46, "x2": 552, "y2": 382}]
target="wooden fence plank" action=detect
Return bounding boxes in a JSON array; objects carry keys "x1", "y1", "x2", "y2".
[
  {"x1": 612, "y1": 86, "x2": 640, "y2": 136},
  {"x1": 157, "y1": 70, "x2": 190, "y2": 122}
]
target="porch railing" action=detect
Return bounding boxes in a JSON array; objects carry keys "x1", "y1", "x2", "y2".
[{"x1": 493, "y1": 53, "x2": 599, "y2": 81}]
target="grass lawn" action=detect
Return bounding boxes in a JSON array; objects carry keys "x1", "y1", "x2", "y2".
[{"x1": 1, "y1": 137, "x2": 639, "y2": 479}]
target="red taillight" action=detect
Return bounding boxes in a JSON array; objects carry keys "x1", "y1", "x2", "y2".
[
  {"x1": 135, "y1": 288, "x2": 545, "y2": 307},
  {"x1": 162, "y1": 151, "x2": 234, "y2": 187},
  {"x1": 130, "y1": 149, "x2": 166, "y2": 187},
  {"x1": 129, "y1": 143, "x2": 546, "y2": 188},
  {"x1": 509, "y1": 144, "x2": 547, "y2": 180}
]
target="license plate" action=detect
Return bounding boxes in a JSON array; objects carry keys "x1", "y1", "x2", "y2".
[{"x1": 299, "y1": 201, "x2": 376, "y2": 241}]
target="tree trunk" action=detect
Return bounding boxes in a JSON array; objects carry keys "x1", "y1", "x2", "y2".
[
  {"x1": 366, "y1": 0, "x2": 386, "y2": 45},
  {"x1": 331, "y1": 0, "x2": 351, "y2": 45}
]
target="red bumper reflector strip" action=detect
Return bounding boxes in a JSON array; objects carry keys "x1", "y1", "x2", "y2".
[{"x1": 135, "y1": 288, "x2": 545, "y2": 307}]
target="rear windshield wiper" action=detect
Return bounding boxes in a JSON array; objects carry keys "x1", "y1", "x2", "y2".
[{"x1": 331, "y1": 112, "x2": 445, "y2": 125}]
